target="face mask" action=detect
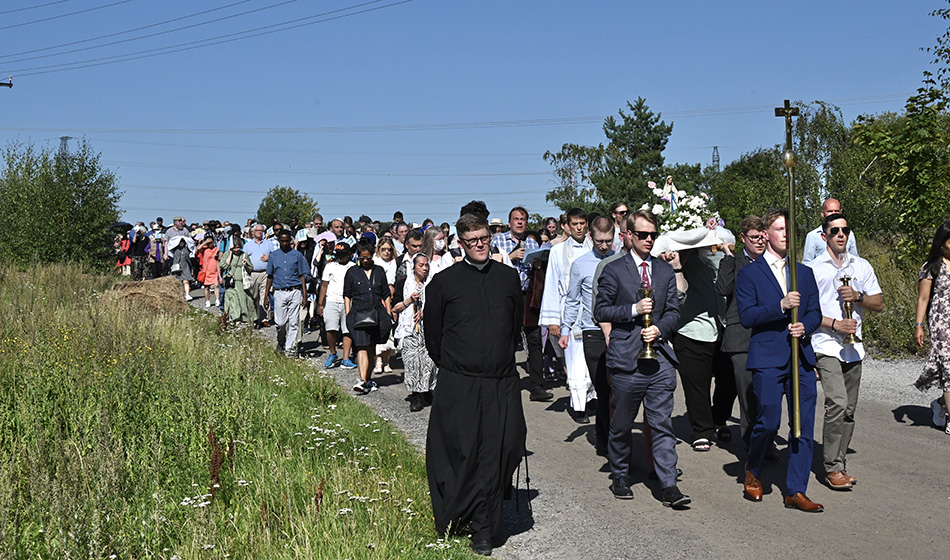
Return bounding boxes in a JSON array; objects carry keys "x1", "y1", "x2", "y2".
[{"x1": 434, "y1": 239, "x2": 445, "y2": 251}]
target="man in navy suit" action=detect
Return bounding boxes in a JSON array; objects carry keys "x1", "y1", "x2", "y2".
[
  {"x1": 736, "y1": 209, "x2": 824, "y2": 513},
  {"x1": 594, "y1": 209, "x2": 689, "y2": 508}
]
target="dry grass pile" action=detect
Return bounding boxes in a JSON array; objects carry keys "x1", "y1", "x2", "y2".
[{"x1": 102, "y1": 276, "x2": 189, "y2": 314}]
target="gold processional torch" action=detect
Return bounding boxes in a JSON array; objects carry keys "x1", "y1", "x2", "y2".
[
  {"x1": 838, "y1": 260, "x2": 862, "y2": 345},
  {"x1": 776, "y1": 100, "x2": 802, "y2": 439},
  {"x1": 639, "y1": 280, "x2": 657, "y2": 360}
]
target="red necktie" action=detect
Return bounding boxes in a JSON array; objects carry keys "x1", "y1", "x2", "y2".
[{"x1": 641, "y1": 262, "x2": 650, "y2": 289}]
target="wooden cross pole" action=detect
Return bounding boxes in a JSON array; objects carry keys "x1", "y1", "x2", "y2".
[{"x1": 775, "y1": 99, "x2": 802, "y2": 439}]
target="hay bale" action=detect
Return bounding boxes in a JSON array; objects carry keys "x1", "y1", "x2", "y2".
[{"x1": 102, "y1": 276, "x2": 190, "y2": 314}]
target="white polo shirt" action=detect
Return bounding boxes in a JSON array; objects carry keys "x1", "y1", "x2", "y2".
[{"x1": 809, "y1": 249, "x2": 881, "y2": 362}]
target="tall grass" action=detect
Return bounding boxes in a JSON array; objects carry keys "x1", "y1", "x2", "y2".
[
  {"x1": 858, "y1": 239, "x2": 925, "y2": 358},
  {"x1": 0, "y1": 263, "x2": 473, "y2": 559}
]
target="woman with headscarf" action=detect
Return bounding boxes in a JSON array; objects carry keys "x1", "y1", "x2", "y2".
[
  {"x1": 219, "y1": 235, "x2": 254, "y2": 323},
  {"x1": 393, "y1": 252, "x2": 436, "y2": 411}
]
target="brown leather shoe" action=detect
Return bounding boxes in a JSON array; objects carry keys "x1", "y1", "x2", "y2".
[
  {"x1": 844, "y1": 471, "x2": 857, "y2": 484},
  {"x1": 825, "y1": 471, "x2": 853, "y2": 490},
  {"x1": 784, "y1": 492, "x2": 824, "y2": 512},
  {"x1": 743, "y1": 469, "x2": 762, "y2": 502}
]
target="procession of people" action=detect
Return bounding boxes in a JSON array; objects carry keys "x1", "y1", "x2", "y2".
[{"x1": 114, "y1": 193, "x2": 949, "y2": 557}]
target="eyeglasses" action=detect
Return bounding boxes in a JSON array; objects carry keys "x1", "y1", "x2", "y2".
[
  {"x1": 630, "y1": 231, "x2": 659, "y2": 240},
  {"x1": 828, "y1": 226, "x2": 851, "y2": 236},
  {"x1": 743, "y1": 234, "x2": 766, "y2": 243},
  {"x1": 459, "y1": 235, "x2": 492, "y2": 247},
  {"x1": 613, "y1": 209, "x2": 628, "y2": 216},
  {"x1": 592, "y1": 238, "x2": 613, "y2": 246}
]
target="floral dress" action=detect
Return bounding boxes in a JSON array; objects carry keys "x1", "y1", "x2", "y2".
[{"x1": 916, "y1": 261, "x2": 950, "y2": 392}]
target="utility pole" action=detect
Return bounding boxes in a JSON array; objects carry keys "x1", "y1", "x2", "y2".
[
  {"x1": 59, "y1": 136, "x2": 72, "y2": 154},
  {"x1": 0, "y1": 76, "x2": 10, "y2": 89},
  {"x1": 711, "y1": 146, "x2": 720, "y2": 171}
]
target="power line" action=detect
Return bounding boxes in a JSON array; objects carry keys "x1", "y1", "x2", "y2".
[
  {"x1": 0, "y1": 0, "x2": 414, "y2": 77},
  {"x1": 104, "y1": 159, "x2": 549, "y2": 177},
  {"x1": 0, "y1": 0, "x2": 261, "y2": 62},
  {"x1": 120, "y1": 182, "x2": 545, "y2": 196},
  {"x1": 0, "y1": 0, "x2": 74, "y2": 17},
  {"x1": 0, "y1": 0, "x2": 135, "y2": 32}
]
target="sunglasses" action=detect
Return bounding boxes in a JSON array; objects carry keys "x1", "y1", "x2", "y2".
[
  {"x1": 631, "y1": 231, "x2": 659, "y2": 240},
  {"x1": 827, "y1": 226, "x2": 851, "y2": 236}
]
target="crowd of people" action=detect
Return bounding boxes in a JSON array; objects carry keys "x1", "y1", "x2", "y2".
[{"x1": 113, "y1": 197, "x2": 950, "y2": 556}]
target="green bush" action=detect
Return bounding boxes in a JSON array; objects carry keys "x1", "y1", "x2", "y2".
[{"x1": 859, "y1": 239, "x2": 926, "y2": 358}]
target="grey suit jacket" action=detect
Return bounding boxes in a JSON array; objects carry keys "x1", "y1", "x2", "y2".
[
  {"x1": 716, "y1": 252, "x2": 754, "y2": 353},
  {"x1": 594, "y1": 253, "x2": 680, "y2": 371}
]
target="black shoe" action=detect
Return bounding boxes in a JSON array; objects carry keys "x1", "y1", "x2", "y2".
[
  {"x1": 661, "y1": 485, "x2": 691, "y2": 508},
  {"x1": 553, "y1": 370, "x2": 567, "y2": 382},
  {"x1": 648, "y1": 468, "x2": 683, "y2": 481},
  {"x1": 471, "y1": 539, "x2": 492, "y2": 556},
  {"x1": 409, "y1": 393, "x2": 424, "y2": 413},
  {"x1": 423, "y1": 391, "x2": 433, "y2": 405},
  {"x1": 610, "y1": 476, "x2": 634, "y2": 499},
  {"x1": 716, "y1": 426, "x2": 732, "y2": 442},
  {"x1": 529, "y1": 387, "x2": 553, "y2": 402},
  {"x1": 569, "y1": 409, "x2": 589, "y2": 424}
]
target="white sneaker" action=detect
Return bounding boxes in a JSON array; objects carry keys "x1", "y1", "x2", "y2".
[
  {"x1": 205, "y1": 300, "x2": 211, "y2": 308},
  {"x1": 185, "y1": 295, "x2": 194, "y2": 302},
  {"x1": 364, "y1": 380, "x2": 378, "y2": 392},
  {"x1": 932, "y1": 399, "x2": 947, "y2": 428},
  {"x1": 353, "y1": 381, "x2": 367, "y2": 395},
  {"x1": 213, "y1": 299, "x2": 219, "y2": 306}
]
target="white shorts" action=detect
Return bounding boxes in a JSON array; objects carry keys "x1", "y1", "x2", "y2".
[{"x1": 323, "y1": 300, "x2": 348, "y2": 334}]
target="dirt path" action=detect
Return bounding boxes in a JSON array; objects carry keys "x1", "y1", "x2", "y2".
[{"x1": 197, "y1": 294, "x2": 948, "y2": 558}]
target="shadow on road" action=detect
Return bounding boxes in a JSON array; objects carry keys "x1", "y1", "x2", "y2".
[{"x1": 892, "y1": 404, "x2": 936, "y2": 426}]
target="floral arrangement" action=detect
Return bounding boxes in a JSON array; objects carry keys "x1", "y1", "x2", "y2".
[{"x1": 642, "y1": 180, "x2": 724, "y2": 233}]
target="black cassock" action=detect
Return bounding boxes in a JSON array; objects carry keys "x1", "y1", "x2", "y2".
[{"x1": 423, "y1": 258, "x2": 527, "y2": 542}]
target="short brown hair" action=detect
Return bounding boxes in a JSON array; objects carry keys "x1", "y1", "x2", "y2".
[
  {"x1": 508, "y1": 206, "x2": 528, "y2": 221},
  {"x1": 739, "y1": 215, "x2": 765, "y2": 235},
  {"x1": 590, "y1": 216, "x2": 615, "y2": 236},
  {"x1": 763, "y1": 209, "x2": 788, "y2": 229},
  {"x1": 626, "y1": 209, "x2": 658, "y2": 231},
  {"x1": 456, "y1": 213, "x2": 490, "y2": 236}
]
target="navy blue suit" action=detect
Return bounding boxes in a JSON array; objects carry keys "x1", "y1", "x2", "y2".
[
  {"x1": 594, "y1": 254, "x2": 681, "y2": 488},
  {"x1": 736, "y1": 256, "x2": 821, "y2": 495}
]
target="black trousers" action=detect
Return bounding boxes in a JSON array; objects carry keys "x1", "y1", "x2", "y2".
[
  {"x1": 582, "y1": 330, "x2": 609, "y2": 449},
  {"x1": 673, "y1": 334, "x2": 737, "y2": 442},
  {"x1": 523, "y1": 325, "x2": 544, "y2": 390}
]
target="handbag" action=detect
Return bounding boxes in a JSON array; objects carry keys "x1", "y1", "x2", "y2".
[
  {"x1": 353, "y1": 307, "x2": 378, "y2": 328},
  {"x1": 223, "y1": 276, "x2": 236, "y2": 289}
]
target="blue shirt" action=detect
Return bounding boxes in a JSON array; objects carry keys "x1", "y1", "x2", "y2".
[
  {"x1": 561, "y1": 249, "x2": 615, "y2": 333},
  {"x1": 244, "y1": 238, "x2": 278, "y2": 272},
  {"x1": 490, "y1": 230, "x2": 539, "y2": 290},
  {"x1": 266, "y1": 248, "x2": 309, "y2": 289}
]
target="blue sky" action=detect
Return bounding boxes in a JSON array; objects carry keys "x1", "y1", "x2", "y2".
[{"x1": 0, "y1": 0, "x2": 943, "y2": 226}]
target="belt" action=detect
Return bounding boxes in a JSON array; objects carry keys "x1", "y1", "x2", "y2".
[{"x1": 274, "y1": 286, "x2": 299, "y2": 291}]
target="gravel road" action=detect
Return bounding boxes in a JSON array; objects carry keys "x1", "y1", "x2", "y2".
[{"x1": 197, "y1": 295, "x2": 947, "y2": 559}]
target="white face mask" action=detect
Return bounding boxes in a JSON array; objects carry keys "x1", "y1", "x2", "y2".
[{"x1": 434, "y1": 239, "x2": 446, "y2": 251}]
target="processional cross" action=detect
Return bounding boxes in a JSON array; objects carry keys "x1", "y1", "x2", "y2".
[{"x1": 774, "y1": 99, "x2": 802, "y2": 438}]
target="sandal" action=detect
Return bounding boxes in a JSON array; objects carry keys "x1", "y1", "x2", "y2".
[{"x1": 691, "y1": 438, "x2": 711, "y2": 452}]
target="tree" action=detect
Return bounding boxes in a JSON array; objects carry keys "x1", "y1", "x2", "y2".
[
  {"x1": 256, "y1": 186, "x2": 318, "y2": 226},
  {"x1": 0, "y1": 140, "x2": 121, "y2": 268},
  {"x1": 708, "y1": 147, "x2": 788, "y2": 232},
  {"x1": 544, "y1": 98, "x2": 677, "y2": 214}
]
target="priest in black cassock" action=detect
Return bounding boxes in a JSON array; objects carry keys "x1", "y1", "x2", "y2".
[{"x1": 423, "y1": 212, "x2": 527, "y2": 557}]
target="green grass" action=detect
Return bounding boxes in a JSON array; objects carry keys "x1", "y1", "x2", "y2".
[{"x1": 0, "y1": 263, "x2": 475, "y2": 559}]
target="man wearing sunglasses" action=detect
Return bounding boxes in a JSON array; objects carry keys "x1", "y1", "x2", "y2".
[
  {"x1": 609, "y1": 201, "x2": 629, "y2": 251},
  {"x1": 736, "y1": 209, "x2": 824, "y2": 513},
  {"x1": 803, "y1": 198, "x2": 859, "y2": 263},
  {"x1": 809, "y1": 213, "x2": 883, "y2": 491},
  {"x1": 594, "y1": 209, "x2": 690, "y2": 508}
]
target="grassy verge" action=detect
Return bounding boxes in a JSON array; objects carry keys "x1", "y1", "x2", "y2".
[{"x1": 0, "y1": 263, "x2": 474, "y2": 559}]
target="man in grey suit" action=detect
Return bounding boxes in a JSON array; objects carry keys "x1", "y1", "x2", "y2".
[
  {"x1": 716, "y1": 215, "x2": 768, "y2": 447},
  {"x1": 594, "y1": 209, "x2": 689, "y2": 508}
]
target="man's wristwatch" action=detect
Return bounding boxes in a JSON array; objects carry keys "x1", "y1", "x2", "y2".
[{"x1": 857, "y1": 292, "x2": 865, "y2": 302}]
